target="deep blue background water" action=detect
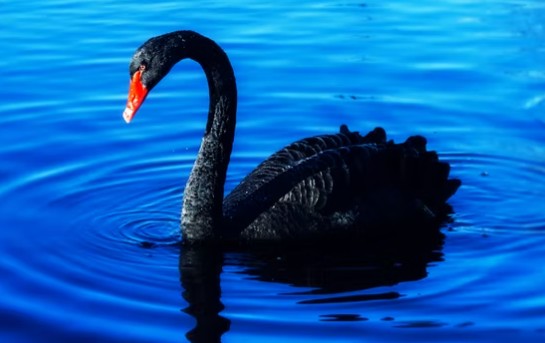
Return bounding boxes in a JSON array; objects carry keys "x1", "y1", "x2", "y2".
[{"x1": 2, "y1": 0, "x2": 545, "y2": 342}]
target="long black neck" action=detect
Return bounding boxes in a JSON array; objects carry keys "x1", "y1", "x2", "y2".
[{"x1": 174, "y1": 31, "x2": 237, "y2": 241}]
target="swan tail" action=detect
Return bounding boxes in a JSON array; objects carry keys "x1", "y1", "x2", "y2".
[
  {"x1": 320, "y1": 131, "x2": 460, "y2": 235},
  {"x1": 401, "y1": 135, "x2": 461, "y2": 214}
]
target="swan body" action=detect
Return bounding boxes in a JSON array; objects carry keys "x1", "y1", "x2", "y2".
[{"x1": 123, "y1": 30, "x2": 460, "y2": 243}]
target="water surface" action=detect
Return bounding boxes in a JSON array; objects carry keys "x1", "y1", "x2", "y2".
[{"x1": 1, "y1": 0, "x2": 545, "y2": 342}]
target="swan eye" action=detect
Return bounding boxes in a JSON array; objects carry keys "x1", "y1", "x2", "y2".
[{"x1": 139, "y1": 63, "x2": 147, "y2": 72}]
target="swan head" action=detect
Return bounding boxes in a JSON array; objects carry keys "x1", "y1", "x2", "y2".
[
  {"x1": 123, "y1": 34, "x2": 186, "y2": 123},
  {"x1": 123, "y1": 30, "x2": 232, "y2": 124}
]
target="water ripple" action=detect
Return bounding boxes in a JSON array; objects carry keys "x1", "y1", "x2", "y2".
[
  {"x1": 60, "y1": 158, "x2": 185, "y2": 253},
  {"x1": 447, "y1": 152, "x2": 545, "y2": 232},
  {"x1": 3, "y1": 0, "x2": 545, "y2": 341}
]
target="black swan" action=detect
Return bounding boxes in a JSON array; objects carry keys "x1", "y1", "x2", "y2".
[{"x1": 123, "y1": 30, "x2": 461, "y2": 243}]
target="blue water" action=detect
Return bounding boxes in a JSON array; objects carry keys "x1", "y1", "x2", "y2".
[{"x1": 2, "y1": 0, "x2": 545, "y2": 342}]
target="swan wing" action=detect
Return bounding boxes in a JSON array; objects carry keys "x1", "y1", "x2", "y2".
[{"x1": 222, "y1": 125, "x2": 460, "y2": 239}]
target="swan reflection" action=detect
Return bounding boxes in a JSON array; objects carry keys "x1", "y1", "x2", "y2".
[{"x1": 179, "y1": 229, "x2": 445, "y2": 342}]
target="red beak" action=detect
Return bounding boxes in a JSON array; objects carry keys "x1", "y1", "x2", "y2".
[{"x1": 123, "y1": 70, "x2": 149, "y2": 123}]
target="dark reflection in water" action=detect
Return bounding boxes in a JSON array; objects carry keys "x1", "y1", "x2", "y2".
[
  {"x1": 179, "y1": 227, "x2": 445, "y2": 342},
  {"x1": 179, "y1": 246, "x2": 230, "y2": 343}
]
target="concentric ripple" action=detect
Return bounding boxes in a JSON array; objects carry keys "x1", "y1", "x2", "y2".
[
  {"x1": 445, "y1": 152, "x2": 545, "y2": 233},
  {"x1": 57, "y1": 156, "x2": 187, "y2": 253}
]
